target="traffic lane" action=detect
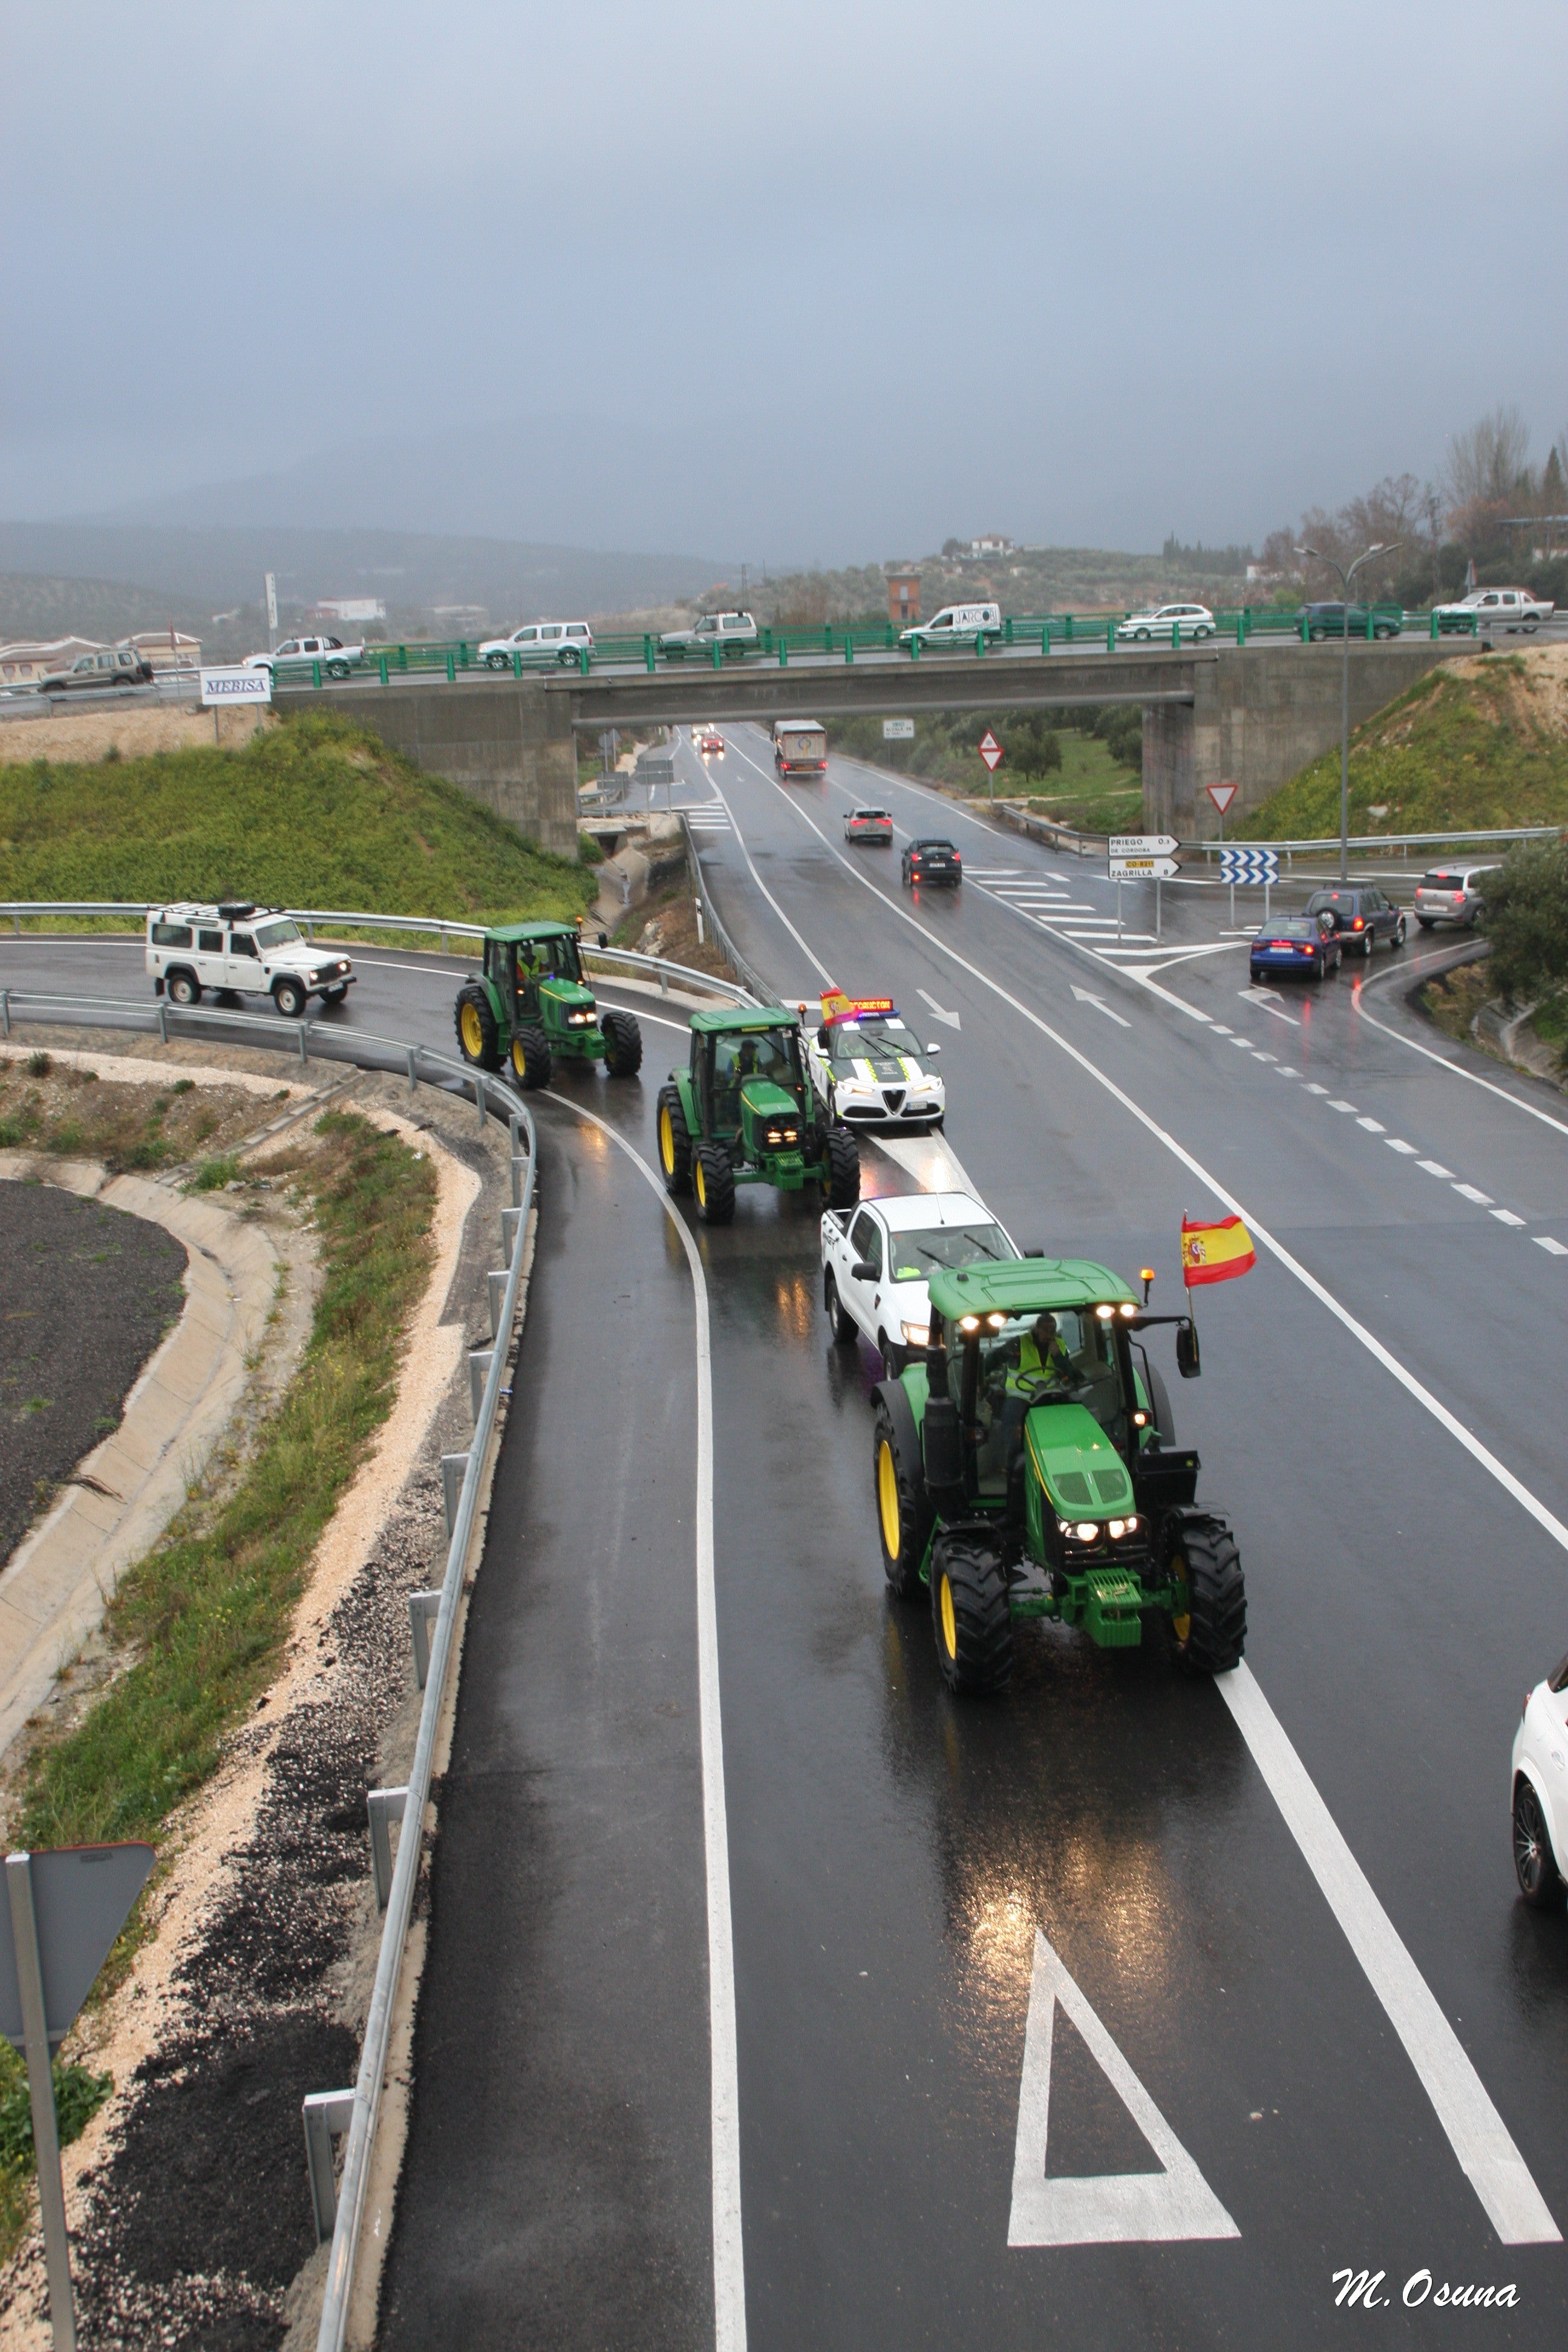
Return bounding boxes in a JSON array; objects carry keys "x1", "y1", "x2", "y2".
[
  {"x1": 688, "y1": 763, "x2": 1568, "y2": 2224},
  {"x1": 377, "y1": 1104, "x2": 714, "y2": 2352},
  {"x1": 699, "y1": 1197, "x2": 1561, "y2": 2347}
]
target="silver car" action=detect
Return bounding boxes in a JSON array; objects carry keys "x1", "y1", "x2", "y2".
[{"x1": 1413, "y1": 864, "x2": 1498, "y2": 931}]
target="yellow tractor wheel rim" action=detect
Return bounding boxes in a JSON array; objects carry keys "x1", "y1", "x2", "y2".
[
  {"x1": 694, "y1": 1157, "x2": 707, "y2": 1207},
  {"x1": 1170, "y1": 1559, "x2": 1191, "y2": 1644},
  {"x1": 460, "y1": 1002, "x2": 483, "y2": 1057},
  {"x1": 511, "y1": 1037, "x2": 528, "y2": 1077},
  {"x1": 939, "y1": 1573, "x2": 957, "y2": 1659},
  {"x1": 877, "y1": 1441, "x2": 900, "y2": 1559},
  {"x1": 659, "y1": 1104, "x2": 675, "y2": 1172}
]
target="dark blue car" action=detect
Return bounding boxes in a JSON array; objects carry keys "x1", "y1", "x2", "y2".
[{"x1": 1249, "y1": 915, "x2": 1342, "y2": 983}]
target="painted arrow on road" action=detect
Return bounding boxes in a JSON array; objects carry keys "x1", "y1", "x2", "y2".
[
  {"x1": 1070, "y1": 985, "x2": 1131, "y2": 1029},
  {"x1": 916, "y1": 988, "x2": 961, "y2": 1030}
]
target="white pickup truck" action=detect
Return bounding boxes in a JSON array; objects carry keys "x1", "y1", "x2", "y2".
[
  {"x1": 1432, "y1": 587, "x2": 1555, "y2": 634},
  {"x1": 243, "y1": 635, "x2": 367, "y2": 679},
  {"x1": 821, "y1": 1190, "x2": 1020, "y2": 1373}
]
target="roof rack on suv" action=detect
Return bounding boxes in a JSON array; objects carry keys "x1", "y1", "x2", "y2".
[{"x1": 217, "y1": 901, "x2": 259, "y2": 921}]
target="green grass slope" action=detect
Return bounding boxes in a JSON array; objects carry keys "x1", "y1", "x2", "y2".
[
  {"x1": 1237, "y1": 650, "x2": 1568, "y2": 841},
  {"x1": 0, "y1": 710, "x2": 593, "y2": 924}
]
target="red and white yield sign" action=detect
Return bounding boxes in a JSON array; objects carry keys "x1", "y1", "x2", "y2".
[
  {"x1": 1206, "y1": 782, "x2": 1238, "y2": 815},
  {"x1": 978, "y1": 729, "x2": 1004, "y2": 773}
]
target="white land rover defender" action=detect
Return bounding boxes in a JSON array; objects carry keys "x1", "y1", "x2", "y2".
[{"x1": 145, "y1": 903, "x2": 356, "y2": 1018}]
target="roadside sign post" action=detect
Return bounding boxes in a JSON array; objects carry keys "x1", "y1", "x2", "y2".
[
  {"x1": 978, "y1": 728, "x2": 1004, "y2": 802},
  {"x1": 1108, "y1": 840, "x2": 1181, "y2": 946},
  {"x1": 1, "y1": 1843, "x2": 155, "y2": 2350},
  {"x1": 1218, "y1": 846, "x2": 1279, "y2": 930},
  {"x1": 200, "y1": 665, "x2": 271, "y2": 747},
  {"x1": 1205, "y1": 782, "x2": 1238, "y2": 844}
]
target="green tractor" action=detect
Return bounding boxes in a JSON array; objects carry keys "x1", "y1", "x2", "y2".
[
  {"x1": 872, "y1": 1258, "x2": 1245, "y2": 1695},
  {"x1": 454, "y1": 921, "x2": 642, "y2": 1091},
  {"x1": 657, "y1": 1006, "x2": 861, "y2": 1226}
]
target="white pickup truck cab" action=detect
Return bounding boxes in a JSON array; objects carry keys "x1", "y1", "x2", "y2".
[
  {"x1": 1432, "y1": 587, "x2": 1555, "y2": 633},
  {"x1": 243, "y1": 636, "x2": 365, "y2": 679},
  {"x1": 821, "y1": 1189, "x2": 1020, "y2": 1373},
  {"x1": 146, "y1": 903, "x2": 355, "y2": 1018}
]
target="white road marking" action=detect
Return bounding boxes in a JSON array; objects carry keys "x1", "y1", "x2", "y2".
[
  {"x1": 1356, "y1": 965, "x2": 1568, "y2": 1141},
  {"x1": 543, "y1": 1096, "x2": 748, "y2": 2347},
  {"x1": 1070, "y1": 985, "x2": 1132, "y2": 1029},
  {"x1": 1492, "y1": 1209, "x2": 1527, "y2": 1227},
  {"x1": 1253, "y1": 1051, "x2": 1277, "y2": 1063},
  {"x1": 1453, "y1": 1183, "x2": 1494, "y2": 1205},
  {"x1": 1273, "y1": 1066, "x2": 1299, "y2": 1077},
  {"x1": 1220, "y1": 1667, "x2": 1559, "y2": 2247},
  {"x1": 1237, "y1": 989, "x2": 1300, "y2": 1025},
  {"x1": 1304, "y1": 1082, "x2": 1329, "y2": 1095},
  {"x1": 1356, "y1": 1116, "x2": 1385, "y2": 1133},
  {"x1": 1537, "y1": 1236, "x2": 1568, "y2": 1256},
  {"x1": 1007, "y1": 1932, "x2": 1240, "y2": 2249},
  {"x1": 1327, "y1": 1099, "x2": 1357, "y2": 1113},
  {"x1": 347, "y1": 956, "x2": 474, "y2": 976},
  {"x1": 1210, "y1": 1025, "x2": 1234, "y2": 1036},
  {"x1": 1386, "y1": 1138, "x2": 1417, "y2": 1154},
  {"x1": 877, "y1": 1129, "x2": 983, "y2": 1198},
  {"x1": 704, "y1": 778, "x2": 834, "y2": 987},
  {"x1": 915, "y1": 987, "x2": 961, "y2": 1031},
  {"x1": 713, "y1": 731, "x2": 1568, "y2": 2227},
  {"x1": 1419, "y1": 1158, "x2": 1455, "y2": 1178}
]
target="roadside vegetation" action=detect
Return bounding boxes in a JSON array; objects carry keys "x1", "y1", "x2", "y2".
[
  {"x1": 0, "y1": 709, "x2": 596, "y2": 931},
  {"x1": 824, "y1": 706, "x2": 1140, "y2": 835},
  {"x1": 1236, "y1": 649, "x2": 1568, "y2": 842},
  {"x1": 0, "y1": 1057, "x2": 273, "y2": 1170}
]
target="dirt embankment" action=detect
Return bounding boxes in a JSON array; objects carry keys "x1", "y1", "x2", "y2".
[{"x1": 0, "y1": 702, "x2": 269, "y2": 767}]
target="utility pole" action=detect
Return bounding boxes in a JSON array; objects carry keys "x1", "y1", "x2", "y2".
[{"x1": 1293, "y1": 538, "x2": 1402, "y2": 882}]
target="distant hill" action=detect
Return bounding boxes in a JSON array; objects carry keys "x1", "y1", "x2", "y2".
[
  {"x1": 0, "y1": 572, "x2": 215, "y2": 648},
  {"x1": 0, "y1": 522, "x2": 727, "y2": 629}
]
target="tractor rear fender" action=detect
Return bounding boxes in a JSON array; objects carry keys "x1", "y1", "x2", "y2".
[
  {"x1": 673, "y1": 1070, "x2": 701, "y2": 1138},
  {"x1": 870, "y1": 1373, "x2": 924, "y2": 1471},
  {"x1": 477, "y1": 972, "x2": 507, "y2": 1027}
]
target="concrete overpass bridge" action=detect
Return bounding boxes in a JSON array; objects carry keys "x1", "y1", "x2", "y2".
[{"x1": 296, "y1": 637, "x2": 1472, "y2": 855}]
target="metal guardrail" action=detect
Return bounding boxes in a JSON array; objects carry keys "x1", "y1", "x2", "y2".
[
  {"x1": 1193, "y1": 822, "x2": 1565, "y2": 863},
  {"x1": 676, "y1": 814, "x2": 784, "y2": 1008}
]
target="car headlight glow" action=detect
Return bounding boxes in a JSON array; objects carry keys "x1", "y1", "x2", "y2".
[
  {"x1": 900, "y1": 1322, "x2": 930, "y2": 1347},
  {"x1": 307, "y1": 970, "x2": 319, "y2": 983}
]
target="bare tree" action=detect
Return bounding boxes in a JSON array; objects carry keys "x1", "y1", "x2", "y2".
[{"x1": 1442, "y1": 404, "x2": 1533, "y2": 517}]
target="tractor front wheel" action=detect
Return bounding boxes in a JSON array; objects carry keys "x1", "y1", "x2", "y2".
[
  {"x1": 872, "y1": 1402, "x2": 931, "y2": 1601},
  {"x1": 823, "y1": 1125, "x2": 860, "y2": 1210},
  {"x1": 601, "y1": 1007, "x2": 643, "y2": 1077},
  {"x1": 509, "y1": 1025, "x2": 551, "y2": 1090},
  {"x1": 657, "y1": 1085, "x2": 693, "y2": 1196},
  {"x1": 931, "y1": 1532, "x2": 1012, "y2": 1694},
  {"x1": 455, "y1": 987, "x2": 501, "y2": 1071},
  {"x1": 693, "y1": 1143, "x2": 736, "y2": 1226},
  {"x1": 1163, "y1": 1515, "x2": 1246, "y2": 1674}
]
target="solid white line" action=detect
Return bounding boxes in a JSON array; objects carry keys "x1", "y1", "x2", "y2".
[
  {"x1": 699, "y1": 773, "x2": 834, "y2": 988},
  {"x1": 1220, "y1": 1666, "x2": 1558, "y2": 2246},
  {"x1": 712, "y1": 731, "x2": 1568, "y2": 2233},
  {"x1": 1356, "y1": 959, "x2": 1568, "y2": 1142},
  {"x1": 542, "y1": 1095, "x2": 747, "y2": 2348}
]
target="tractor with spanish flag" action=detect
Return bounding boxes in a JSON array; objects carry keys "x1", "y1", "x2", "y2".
[{"x1": 871, "y1": 1213, "x2": 1252, "y2": 1695}]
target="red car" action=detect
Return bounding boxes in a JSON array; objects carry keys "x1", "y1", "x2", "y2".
[
  {"x1": 843, "y1": 806, "x2": 893, "y2": 845},
  {"x1": 698, "y1": 730, "x2": 725, "y2": 756}
]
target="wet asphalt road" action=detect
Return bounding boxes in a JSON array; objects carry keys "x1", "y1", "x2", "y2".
[{"x1": 6, "y1": 763, "x2": 1568, "y2": 2342}]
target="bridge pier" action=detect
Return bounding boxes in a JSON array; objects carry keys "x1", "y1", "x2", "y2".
[{"x1": 305, "y1": 681, "x2": 579, "y2": 855}]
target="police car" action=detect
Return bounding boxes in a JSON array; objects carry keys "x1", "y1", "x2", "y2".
[
  {"x1": 804, "y1": 993, "x2": 946, "y2": 1131},
  {"x1": 821, "y1": 1189, "x2": 1020, "y2": 1372},
  {"x1": 145, "y1": 902, "x2": 356, "y2": 1018}
]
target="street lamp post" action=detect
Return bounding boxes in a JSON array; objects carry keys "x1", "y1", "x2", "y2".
[{"x1": 1293, "y1": 541, "x2": 1402, "y2": 881}]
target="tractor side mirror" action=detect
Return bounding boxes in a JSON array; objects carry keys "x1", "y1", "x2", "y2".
[
  {"x1": 925, "y1": 1042, "x2": 941, "y2": 1054},
  {"x1": 1175, "y1": 1321, "x2": 1201, "y2": 1380},
  {"x1": 851, "y1": 1259, "x2": 877, "y2": 1281}
]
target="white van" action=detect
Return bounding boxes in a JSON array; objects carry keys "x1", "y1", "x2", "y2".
[
  {"x1": 146, "y1": 903, "x2": 355, "y2": 1019},
  {"x1": 898, "y1": 602, "x2": 1002, "y2": 650}
]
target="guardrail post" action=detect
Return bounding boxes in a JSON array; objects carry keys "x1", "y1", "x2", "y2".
[
  {"x1": 367, "y1": 1786, "x2": 408, "y2": 1911},
  {"x1": 378, "y1": 654, "x2": 388, "y2": 685},
  {"x1": 844, "y1": 635, "x2": 854, "y2": 663},
  {"x1": 440, "y1": 1452, "x2": 469, "y2": 1541},
  {"x1": 311, "y1": 659, "x2": 321, "y2": 688},
  {"x1": 299, "y1": 1020, "x2": 310, "y2": 1067},
  {"x1": 502, "y1": 1204, "x2": 521, "y2": 1259},
  {"x1": 1106, "y1": 618, "x2": 1114, "y2": 653},
  {"x1": 486, "y1": 1269, "x2": 508, "y2": 1341},
  {"x1": 659, "y1": 965, "x2": 668, "y2": 995},
  {"x1": 303, "y1": 2091, "x2": 356, "y2": 2243},
  {"x1": 779, "y1": 639, "x2": 788, "y2": 666},
  {"x1": 408, "y1": 1590, "x2": 441, "y2": 1689},
  {"x1": 909, "y1": 634, "x2": 919, "y2": 661},
  {"x1": 446, "y1": 650, "x2": 456, "y2": 683},
  {"x1": 406, "y1": 1045, "x2": 418, "y2": 1093},
  {"x1": 511, "y1": 1152, "x2": 528, "y2": 1206},
  {"x1": 475, "y1": 1076, "x2": 487, "y2": 1128},
  {"x1": 156, "y1": 1002, "x2": 168, "y2": 1044},
  {"x1": 468, "y1": 1348, "x2": 494, "y2": 1421}
]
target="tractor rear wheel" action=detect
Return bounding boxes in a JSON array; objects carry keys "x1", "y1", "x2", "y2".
[
  {"x1": 1163, "y1": 1515, "x2": 1246, "y2": 1674},
  {"x1": 455, "y1": 987, "x2": 501, "y2": 1071},
  {"x1": 823, "y1": 1124, "x2": 860, "y2": 1210},
  {"x1": 601, "y1": 1007, "x2": 643, "y2": 1077},
  {"x1": 657, "y1": 1085, "x2": 693, "y2": 1196},
  {"x1": 693, "y1": 1142, "x2": 736, "y2": 1226},
  {"x1": 930, "y1": 1532, "x2": 1012, "y2": 1694},
  {"x1": 872, "y1": 1402, "x2": 931, "y2": 1601},
  {"x1": 509, "y1": 1025, "x2": 551, "y2": 1090}
]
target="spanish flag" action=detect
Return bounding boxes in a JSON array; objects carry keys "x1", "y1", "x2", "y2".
[{"x1": 1181, "y1": 1213, "x2": 1256, "y2": 1287}]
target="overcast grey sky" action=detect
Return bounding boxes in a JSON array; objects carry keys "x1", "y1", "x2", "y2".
[{"x1": 4, "y1": 0, "x2": 1564, "y2": 564}]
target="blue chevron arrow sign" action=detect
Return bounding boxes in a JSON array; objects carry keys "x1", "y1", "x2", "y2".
[{"x1": 1218, "y1": 848, "x2": 1279, "y2": 884}]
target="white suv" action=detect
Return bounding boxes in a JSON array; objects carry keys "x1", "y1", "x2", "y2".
[
  {"x1": 146, "y1": 903, "x2": 355, "y2": 1018},
  {"x1": 658, "y1": 611, "x2": 759, "y2": 659},
  {"x1": 1116, "y1": 603, "x2": 1217, "y2": 642},
  {"x1": 478, "y1": 620, "x2": 594, "y2": 670}
]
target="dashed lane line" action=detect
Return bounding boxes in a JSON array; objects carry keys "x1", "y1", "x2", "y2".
[{"x1": 711, "y1": 730, "x2": 1565, "y2": 2243}]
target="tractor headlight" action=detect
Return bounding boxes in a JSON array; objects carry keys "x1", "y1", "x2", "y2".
[
  {"x1": 566, "y1": 1010, "x2": 595, "y2": 1027},
  {"x1": 1108, "y1": 1518, "x2": 1126, "y2": 1540},
  {"x1": 763, "y1": 1123, "x2": 799, "y2": 1146},
  {"x1": 1074, "y1": 1522, "x2": 1100, "y2": 1543},
  {"x1": 900, "y1": 1321, "x2": 930, "y2": 1347}
]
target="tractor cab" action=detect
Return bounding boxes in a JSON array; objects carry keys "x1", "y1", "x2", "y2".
[
  {"x1": 696, "y1": 1018, "x2": 806, "y2": 1149},
  {"x1": 488, "y1": 923, "x2": 595, "y2": 1026},
  {"x1": 455, "y1": 920, "x2": 642, "y2": 1090},
  {"x1": 657, "y1": 1006, "x2": 860, "y2": 1225}
]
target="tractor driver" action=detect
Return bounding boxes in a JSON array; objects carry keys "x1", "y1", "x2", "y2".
[{"x1": 1011, "y1": 1313, "x2": 1076, "y2": 1396}]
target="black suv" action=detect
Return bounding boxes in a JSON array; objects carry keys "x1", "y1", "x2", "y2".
[
  {"x1": 902, "y1": 838, "x2": 962, "y2": 890},
  {"x1": 1303, "y1": 884, "x2": 1406, "y2": 956}
]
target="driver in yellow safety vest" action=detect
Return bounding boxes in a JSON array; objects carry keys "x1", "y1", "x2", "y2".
[{"x1": 1010, "y1": 1312, "x2": 1075, "y2": 1393}]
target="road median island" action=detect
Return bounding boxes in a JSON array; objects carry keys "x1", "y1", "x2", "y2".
[{"x1": 0, "y1": 1033, "x2": 524, "y2": 2347}]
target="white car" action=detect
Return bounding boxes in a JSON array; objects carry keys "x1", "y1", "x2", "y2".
[
  {"x1": 146, "y1": 902, "x2": 355, "y2": 1018},
  {"x1": 1116, "y1": 603, "x2": 1217, "y2": 643},
  {"x1": 821, "y1": 1191, "x2": 1021, "y2": 1372},
  {"x1": 805, "y1": 996, "x2": 944, "y2": 1130},
  {"x1": 478, "y1": 620, "x2": 594, "y2": 670},
  {"x1": 1513, "y1": 1651, "x2": 1568, "y2": 1908},
  {"x1": 1432, "y1": 587, "x2": 1555, "y2": 635},
  {"x1": 898, "y1": 601, "x2": 1002, "y2": 650},
  {"x1": 243, "y1": 635, "x2": 364, "y2": 678},
  {"x1": 658, "y1": 610, "x2": 758, "y2": 659}
]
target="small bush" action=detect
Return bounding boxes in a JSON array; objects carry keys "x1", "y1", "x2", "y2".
[
  {"x1": 1481, "y1": 840, "x2": 1568, "y2": 1005},
  {"x1": 185, "y1": 1155, "x2": 242, "y2": 1192},
  {"x1": 25, "y1": 1052, "x2": 51, "y2": 1079}
]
